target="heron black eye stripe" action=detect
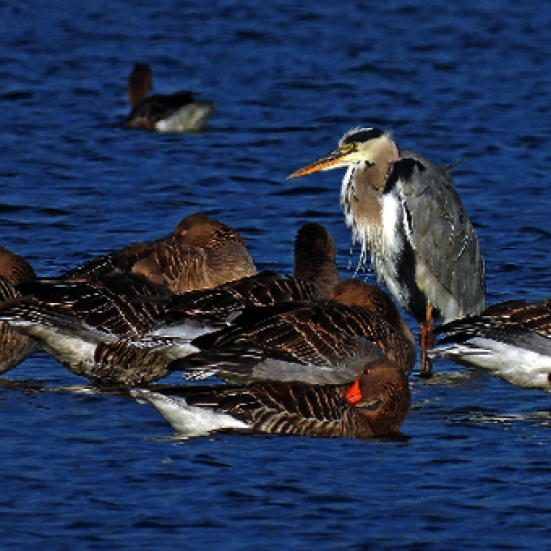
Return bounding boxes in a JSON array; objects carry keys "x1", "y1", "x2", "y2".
[{"x1": 341, "y1": 127, "x2": 385, "y2": 145}]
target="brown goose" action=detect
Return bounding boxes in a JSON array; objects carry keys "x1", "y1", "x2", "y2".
[
  {"x1": 156, "y1": 270, "x2": 321, "y2": 327},
  {"x1": 157, "y1": 221, "x2": 339, "y2": 323},
  {"x1": 62, "y1": 213, "x2": 257, "y2": 294},
  {"x1": 0, "y1": 273, "x2": 174, "y2": 384},
  {"x1": 132, "y1": 359, "x2": 411, "y2": 439},
  {"x1": 168, "y1": 279, "x2": 416, "y2": 384},
  {"x1": 83, "y1": 222, "x2": 341, "y2": 384},
  {"x1": 0, "y1": 247, "x2": 38, "y2": 373},
  {"x1": 73, "y1": 270, "x2": 329, "y2": 386},
  {"x1": 125, "y1": 62, "x2": 215, "y2": 133},
  {"x1": 293, "y1": 221, "x2": 339, "y2": 298},
  {"x1": 0, "y1": 223, "x2": 336, "y2": 386},
  {"x1": 429, "y1": 298, "x2": 551, "y2": 392}
]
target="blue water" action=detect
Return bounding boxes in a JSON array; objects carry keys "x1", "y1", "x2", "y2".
[{"x1": 2, "y1": 0, "x2": 551, "y2": 548}]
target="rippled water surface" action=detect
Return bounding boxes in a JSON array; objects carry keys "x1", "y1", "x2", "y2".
[{"x1": 2, "y1": 1, "x2": 551, "y2": 549}]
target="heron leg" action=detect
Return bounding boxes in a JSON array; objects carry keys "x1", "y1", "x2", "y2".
[{"x1": 419, "y1": 303, "x2": 434, "y2": 378}]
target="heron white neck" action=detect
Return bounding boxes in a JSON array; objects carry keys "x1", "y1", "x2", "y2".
[
  {"x1": 339, "y1": 133, "x2": 400, "y2": 275},
  {"x1": 366, "y1": 133, "x2": 400, "y2": 189}
]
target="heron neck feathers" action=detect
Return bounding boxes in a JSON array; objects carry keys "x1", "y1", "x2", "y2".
[{"x1": 365, "y1": 134, "x2": 399, "y2": 185}]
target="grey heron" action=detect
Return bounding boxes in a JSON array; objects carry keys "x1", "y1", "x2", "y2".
[{"x1": 288, "y1": 126, "x2": 485, "y2": 376}]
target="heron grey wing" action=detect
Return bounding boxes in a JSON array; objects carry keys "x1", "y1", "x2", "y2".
[{"x1": 393, "y1": 151, "x2": 485, "y2": 320}]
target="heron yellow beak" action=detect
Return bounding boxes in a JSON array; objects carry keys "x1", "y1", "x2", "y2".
[{"x1": 287, "y1": 148, "x2": 352, "y2": 179}]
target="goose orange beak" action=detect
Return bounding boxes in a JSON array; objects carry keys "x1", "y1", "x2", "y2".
[{"x1": 345, "y1": 378, "x2": 362, "y2": 404}]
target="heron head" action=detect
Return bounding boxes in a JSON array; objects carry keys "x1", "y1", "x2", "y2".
[{"x1": 288, "y1": 127, "x2": 398, "y2": 179}]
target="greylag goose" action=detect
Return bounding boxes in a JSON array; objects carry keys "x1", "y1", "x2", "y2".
[
  {"x1": 125, "y1": 62, "x2": 215, "y2": 132},
  {"x1": 169, "y1": 279, "x2": 416, "y2": 384},
  {"x1": 293, "y1": 221, "x2": 339, "y2": 297},
  {"x1": 63, "y1": 213, "x2": 257, "y2": 294},
  {"x1": 0, "y1": 273, "x2": 173, "y2": 384},
  {"x1": 132, "y1": 359, "x2": 411, "y2": 439},
  {"x1": 0, "y1": 223, "x2": 336, "y2": 386},
  {"x1": 0, "y1": 247, "x2": 38, "y2": 373},
  {"x1": 429, "y1": 298, "x2": 551, "y2": 392},
  {"x1": 157, "y1": 220, "x2": 338, "y2": 322}
]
